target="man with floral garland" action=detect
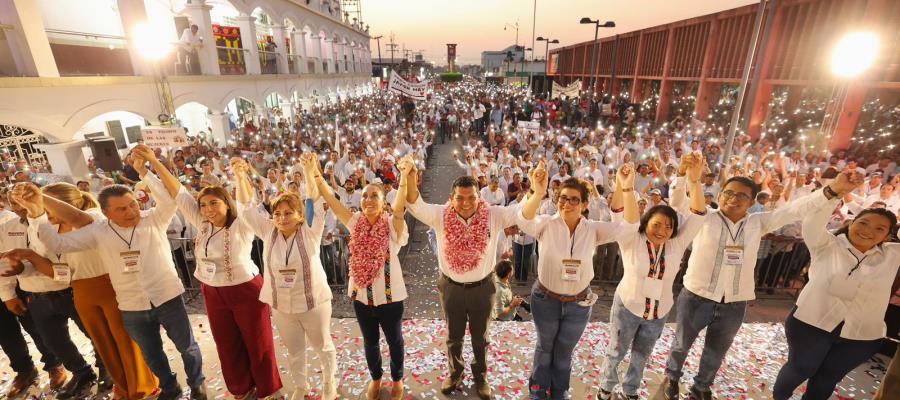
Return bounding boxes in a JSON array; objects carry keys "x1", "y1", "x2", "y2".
[{"x1": 405, "y1": 166, "x2": 520, "y2": 400}]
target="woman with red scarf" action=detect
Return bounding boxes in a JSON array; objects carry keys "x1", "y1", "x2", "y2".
[{"x1": 314, "y1": 154, "x2": 413, "y2": 400}]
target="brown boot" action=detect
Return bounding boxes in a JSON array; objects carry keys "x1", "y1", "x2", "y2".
[
  {"x1": 440, "y1": 375, "x2": 462, "y2": 395},
  {"x1": 47, "y1": 366, "x2": 68, "y2": 390},
  {"x1": 474, "y1": 381, "x2": 493, "y2": 400},
  {"x1": 366, "y1": 380, "x2": 381, "y2": 400},
  {"x1": 7, "y1": 368, "x2": 38, "y2": 397},
  {"x1": 390, "y1": 380, "x2": 404, "y2": 400}
]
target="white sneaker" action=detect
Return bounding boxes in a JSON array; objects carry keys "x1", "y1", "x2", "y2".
[{"x1": 322, "y1": 381, "x2": 337, "y2": 400}]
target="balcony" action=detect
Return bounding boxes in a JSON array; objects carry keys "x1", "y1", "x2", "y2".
[{"x1": 258, "y1": 51, "x2": 279, "y2": 75}]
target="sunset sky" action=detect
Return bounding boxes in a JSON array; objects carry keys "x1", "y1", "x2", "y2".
[{"x1": 360, "y1": 0, "x2": 759, "y2": 65}]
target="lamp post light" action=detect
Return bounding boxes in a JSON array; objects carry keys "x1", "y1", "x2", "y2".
[
  {"x1": 133, "y1": 21, "x2": 175, "y2": 125},
  {"x1": 579, "y1": 17, "x2": 615, "y2": 97},
  {"x1": 537, "y1": 36, "x2": 559, "y2": 95}
]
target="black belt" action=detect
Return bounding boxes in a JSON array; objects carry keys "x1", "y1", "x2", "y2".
[
  {"x1": 443, "y1": 273, "x2": 493, "y2": 288},
  {"x1": 30, "y1": 288, "x2": 73, "y2": 297}
]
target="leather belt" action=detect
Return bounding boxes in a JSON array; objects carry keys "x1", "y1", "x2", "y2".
[
  {"x1": 537, "y1": 282, "x2": 588, "y2": 303},
  {"x1": 443, "y1": 273, "x2": 493, "y2": 288}
]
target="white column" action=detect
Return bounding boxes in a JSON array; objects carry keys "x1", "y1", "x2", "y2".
[
  {"x1": 34, "y1": 141, "x2": 90, "y2": 180},
  {"x1": 235, "y1": 14, "x2": 261, "y2": 75},
  {"x1": 208, "y1": 112, "x2": 232, "y2": 146},
  {"x1": 116, "y1": 0, "x2": 154, "y2": 76},
  {"x1": 291, "y1": 31, "x2": 306, "y2": 73},
  {"x1": 271, "y1": 24, "x2": 288, "y2": 74},
  {"x1": 182, "y1": 0, "x2": 220, "y2": 75},
  {"x1": 0, "y1": 0, "x2": 60, "y2": 77}
]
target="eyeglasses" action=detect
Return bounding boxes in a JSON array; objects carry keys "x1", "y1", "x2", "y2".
[
  {"x1": 557, "y1": 195, "x2": 583, "y2": 206},
  {"x1": 721, "y1": 190, "x2": 752, "y2": 202}
]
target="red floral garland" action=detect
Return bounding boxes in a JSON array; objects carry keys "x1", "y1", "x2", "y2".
[
  {"x1": 349, "y1": 213, "x2": 390, "y2": 288},
  {"x1": 442, "y1": 200, "x2": 490, "y2": 274}
]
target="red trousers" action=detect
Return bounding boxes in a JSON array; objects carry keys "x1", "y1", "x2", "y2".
[{"x1": 202, "y1": 276, "x2": 282, "y2": 397}]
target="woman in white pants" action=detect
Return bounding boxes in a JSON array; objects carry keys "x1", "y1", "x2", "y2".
[{"x1": 232, "y1": 155, "x2": 336, "y2": 400}]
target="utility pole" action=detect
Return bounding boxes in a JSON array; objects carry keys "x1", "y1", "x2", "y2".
[
  {"x1": 371, "y1": 35, "x2": 383, "y2": 64},
  {"x1": 386, "y1": 33, "x2": 398, "y2": 69}
]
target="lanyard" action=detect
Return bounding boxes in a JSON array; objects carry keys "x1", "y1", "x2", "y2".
[
  {"x1": 205, "y1": 225, "x2": 226, "y2": 257},
  {"x1": 846, "y1": 249, "x2": 869, "y2": 277},
  {"x1": 646, "y1": 240, "x2": 665, "y2": 279},
  {"x1": 716, "y1": 213, "x2": 745, "y2": 244},
  {"x1": 283, "y1": 231, "x2": 300, "y2": 266},
  {"x1": 108, "y1": 220, "x2": 137, "y2": 250}
]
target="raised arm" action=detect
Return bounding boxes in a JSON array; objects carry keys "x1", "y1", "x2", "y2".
[
  {"x1": 134, "y1": 144, "x2": 180, "y2": 198},
  {"x1": 521, "y1": 160, "x2": 548, "y2": 220},
  {"x1": 312, "y1": 156, "x2": 353, "y2": 227},
  {"x1": 231, "y1": 157, "x2": 254, "y2": 206},
  {"x1": 11, "y1": 183, "x2": 93, "y2": 228},
  {"x1": 685, "y1": 154, "x2": 707, "y2": 214},
  {"x1": 610, "y1": 162, "x2": 640, "y2": 224},
  {"x1": 393, "y1": 156, "x2": 415, "y2": 233}
]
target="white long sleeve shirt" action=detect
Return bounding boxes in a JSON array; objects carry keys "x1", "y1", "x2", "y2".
[
  {"x1": 346, "y1": 213, "x2": 409, "y2": 306},
  {"x1": 0, "y1": 216, "x2": 68, "y2": 300},
  {"x1": 31, "y1": 173, "x2": 184, "y2": 311},
  {"x1": 241, "y1": 199, "x2": 332, "y2": 314},
  {"x1": 516, "y1": 210, "x2": 637, "y2": 296},
  {"x1": 407, "y1": 198, "x2": 519, "y2": 283},
  {"x1": 615, "y1": 212, "x2": 707, "y2": 319},
  {"x1": 174, "y1": 187, "x2": 259, "y2": 287},
  {"x1": 28, "y1": 209, "x2": 109, "y2": 282},
  {"x1": 670, "y1": 176, "x2": 822, "y2": 303},
  {"x1": 794, "y1": 190, "x2": 900, "y2": 340}
]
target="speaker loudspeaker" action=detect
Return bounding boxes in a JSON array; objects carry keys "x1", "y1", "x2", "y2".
[{"x1": 88, "y1": 138, "x2": 124, "y2": 172}]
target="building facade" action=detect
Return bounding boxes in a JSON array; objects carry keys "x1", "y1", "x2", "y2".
[
  {"x1": 0, "y1": 0, "x2": 373, "y2": 178},
  {"x1": 548, "y1": 0, "x2": 898, "y2": 151}
]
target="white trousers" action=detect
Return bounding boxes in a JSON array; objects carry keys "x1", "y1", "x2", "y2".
[{"x1": 272, "y1": 303, "x2": 337, "y2": 391}]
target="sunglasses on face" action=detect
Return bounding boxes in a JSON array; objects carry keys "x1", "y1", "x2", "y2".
[{"x1": 721, "y1": 190, "x2": 752, "y2": 202}]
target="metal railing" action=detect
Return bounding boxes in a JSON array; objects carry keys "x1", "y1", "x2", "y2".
[
  {"x1": 216, "y1": 46, "x2": 248, "y2": 75},
  {"x1": 287, "y1": 53, "x2": 301, "y2": 74},
  {"x1": 258, "y1": 50, "x2": 280, "y2": 74}
]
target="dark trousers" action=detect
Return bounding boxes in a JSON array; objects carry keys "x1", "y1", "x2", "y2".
[
  {"x1": 121, "y1": 296, "x2": 205, "y2": 393},
  {"x1": 172, "y1": 248, "x2": 193, "y2": 288},
  {"x1": 437, "y1": 275, "x2": 496, "y2": 383},
  {"x1": 773, "y1": 310, "x2": 882, "y2": 400},
  {"x1": 320, "y1": 243, "x2": 342, "y2": 285},
  {"x1": 28, "y1": 289, "x2": 96, "y2": 376},
  {"x1": 0, "y1": 301, "x2": 59, "y2": 374},
  {"x1": 512, "y1": 242, "x2": 534, "y2": 282},
  {"x1": 353, "y1": 300, "x2": 405, "y2": 381}
]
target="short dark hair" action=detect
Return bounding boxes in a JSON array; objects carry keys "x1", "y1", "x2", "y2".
[
  {"x1": 98, "y1": 185, "x2": 134, "y2": 210},
  {"x1": 559, "y1": 177, "x2": 591, "y2": 201},
  {"x1": 451, "y1": 175, "x2": 479, "y2": 192},
  {"x1": 494, "y1": 260, "x2": 513, "y2": 279},
  {"x1": 723, "y1": 176, "x2": 760, "y2": 199},
  {"x1": 638, "y1": 205, "x2": 681, "y2": 238}
]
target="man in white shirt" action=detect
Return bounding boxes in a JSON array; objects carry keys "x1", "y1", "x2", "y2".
[
  {"x1": 480, "y1": 176, "x2": 506, "y2": 206},
  {"x1": 178, "y1": 24, "x2": 203, "y2": 74},
  {"x1": 405, "y1": 172, "x2": 518, "y2": 400},
  {"x1": 21, "y1": 165, "x2": 208, "y2": 400},
  {"x1": 0, "y1": 198, "x2": 100, "y2": 399},
  {"x1": 662, "y1": 172, "x2": 821, "y2": 400}
]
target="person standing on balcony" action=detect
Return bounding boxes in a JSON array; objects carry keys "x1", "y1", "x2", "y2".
[
  {"x1": 179, "y1": 24, "x2": 203, "y2": 75},
  {"x1": 264, "y1": 37, "x2": 278, "y2": 74}
]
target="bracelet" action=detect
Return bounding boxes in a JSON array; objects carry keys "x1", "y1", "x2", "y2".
[
  {"x1": 611, "y1": 207, "x2": 624, "y2": 213},
  {"x1": 689, "y1": 179, "x2": 701, "y2": 184},
  {"x1": 823, "y1": 185, "x2": 839, "y2": 200},
  {"x1": 621, "y1": 187, "x2": 634, "y2": 192}
]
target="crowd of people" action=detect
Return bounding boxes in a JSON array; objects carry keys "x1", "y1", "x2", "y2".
[{"x1": 0, "y1": 79, "x2": 897, "y2": 400}]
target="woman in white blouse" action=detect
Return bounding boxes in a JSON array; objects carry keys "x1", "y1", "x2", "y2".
[
  {"x1": 598, "y1": 153, "x2": 709, "y2": 400},
  {"x1": 233, "y1": 154, "x2": 337, "y2": 400},
  {"x1": 773, "y1": 170, "x2": 899, "y2": 400},
  {"x1": 134, "y1": 145, "x2": 282, "y2": 400},
  {"x1": 314, "y1": 155, "x2": 413, "y2": 400},
  {"x1": 517, "y1": 160, "x2": 640, "y2": 400}
]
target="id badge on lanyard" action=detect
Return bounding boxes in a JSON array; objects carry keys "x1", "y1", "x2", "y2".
[
  {"x1": 642, "y1": 277, "x2": 664, "y2": 300},
  {"x1": 52, "y1": 263, "x2": 71, "y2": 284},
  {"x1": 120, "y1": 251, "x2": 141, "y2": 273},
  {"x1": 198, "y1": 259, "x2": 217, "y2": 281},
  {"x1": 561, "y1": 259, "x2": 580, "y2": 281},
  {"x1": 278, "y1": 268, "x2": 298, "y2": 289},
  {"x1": 723, "y1": 246, "x2": 744, "y2": 266}
]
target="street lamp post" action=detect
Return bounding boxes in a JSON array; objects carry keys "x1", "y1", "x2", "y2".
[
  {"x1": 537, "y1": 36, "x2": 559, "y2": 95},
  {"x1": 579, "y1": 18, "x2": 615, "y2": 96}
]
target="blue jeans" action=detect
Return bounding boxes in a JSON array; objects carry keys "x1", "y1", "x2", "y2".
[
  {"x1": 353, "y1": 301, "x2": 405, "y2": 381},
  {"x1": 121, "y1": 296, "x2": 205, "y2": 392},
  {"x1": 773, "y1": 309, "x2": 882, "y2": 400},
  {"x1": 529, "y1": 283, "x2": 592, "y2": 400},
  {"x1": 664, "y1": 289, "x2": 746, "y2": 392},
  {"x1": 600, "y1": 295, "x2": 666, "y2": 396}
]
